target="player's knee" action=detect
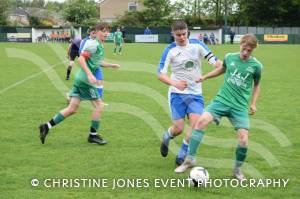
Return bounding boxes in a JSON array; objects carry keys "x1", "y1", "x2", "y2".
[
  {"x1": 195, "y1": 119, "x2": 208, "y2": 130},
  {"x1": 94, "y1": 102, "x2": 104, "y2": 111},
  {"x1": 173, "y1": 124, "x2": 184, "y2": 135},
  {"x1": 238, "y1": 138, "x2": 248, "y2": 147},
  {"x1": 238, "y1": 136, "x2": 248, "y2": 147}
]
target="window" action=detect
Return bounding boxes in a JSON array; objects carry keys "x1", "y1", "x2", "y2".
[{"x1": 128, "y1": 2, "x2": 138, "y2": 11}]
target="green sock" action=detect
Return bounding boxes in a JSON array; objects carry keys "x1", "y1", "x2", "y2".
[
  {"x1": 114, "y1": 48, "x2": 117, "y2": 53},
  {"x1": 235, "y1": 145, "x2": 248, "y2": 168},
  {"x1": 119, "y1": 47, "x2": 122, "y2": 53},
  {"x1": 53, "y1": 112, "x2": 65, "y2": 125},
  {"x1": 90, "y1": 120, "x2": 100, "y2": 133},
  {"x1": 188, "y1": 129, "x2": 204, "y2": 158}
]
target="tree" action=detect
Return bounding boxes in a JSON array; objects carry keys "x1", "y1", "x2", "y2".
[
  {"x1": 0, "y1": 0, "x2": 9, "y2": 25},
  {"x1": 28, "y1": 15, "x2": 41, "y2": 26},
  {"x1": 114, "y1": 0, "x2": 173, "y2": 27},
  {"x1": 31, "y1": 0, "x2": 45, "y2": 8},
  {"x1": 235, "y1": 0, "x2": 300, "y2": 26},
  {"x1": 45, "y1": 1, "x2": 64, "y2": 12},
  {"x1": 63, "y1": 0, "x2": 97, "y2": 25},
  {"x1": 142, "y1": 0, "x2": 172, "y2": 26},
  {"x1": 113, "y1": 11, "x2": 146, "y2": 28}
]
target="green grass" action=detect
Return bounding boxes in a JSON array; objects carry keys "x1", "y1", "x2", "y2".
[{"x1": 0, "y1": 42, "x2": 300, "y2": 198}]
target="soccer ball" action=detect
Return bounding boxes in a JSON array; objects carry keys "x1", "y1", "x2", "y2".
[{"x1": 188, "y1": 166, "x2": 209, "y2": 187}]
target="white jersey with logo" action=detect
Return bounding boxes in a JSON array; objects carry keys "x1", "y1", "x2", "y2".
[{"x1": 157, "y1": 39, "x2": 218, "y2": 95}]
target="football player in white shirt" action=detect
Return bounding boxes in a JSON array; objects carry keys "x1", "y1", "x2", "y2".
[{"x1": 157, "y1": 20, "x2": 223, "y2": 165}]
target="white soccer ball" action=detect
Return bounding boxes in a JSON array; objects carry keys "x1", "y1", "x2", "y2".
[{"x1": 188, "y1": 166, "x2": 209, "y2": 187}]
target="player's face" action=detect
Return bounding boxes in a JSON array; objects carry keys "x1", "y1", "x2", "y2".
[
  {"x1": 96, "y1": 29, "x2": 110, "y2": 42},
  {"x1": 240, "y1": 44, "x2": 254, "y2": 60},
  {"x1": 90, "y1": 31, "x2": 96, "y2": 39},
  {"x1": 173, "y1": 29, "x2": 188, "y2": 46}
]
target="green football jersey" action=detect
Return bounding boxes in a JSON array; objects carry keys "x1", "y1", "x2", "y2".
[
  {"x1": 215, "y1": 53, "x2": 262, "y2": 111},
  {"x1": 114, "y1": 31, "x2": 123, "y2": 43},
  {"x1": 74, "y1": 39, "x2": 104, "y2": 88}
]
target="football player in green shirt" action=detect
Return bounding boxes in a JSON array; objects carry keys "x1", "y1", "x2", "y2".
[
  {"x1": 39, "y1": 23, "x2": 120, "y2": 145},
  {"x1": 113, "y1": 27, "x2": 124, "y2": 55},
  {"x1": 175, "y1": 34, "x2": 263, "y2": 181}
]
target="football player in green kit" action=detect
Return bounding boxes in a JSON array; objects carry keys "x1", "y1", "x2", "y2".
[
  {"x1": 113, "y1": 27, "x2": 124, "y2": 55},
  {"x1": 39, "y1": 23, "x2": 120, "y2": 145},
  {"x1": 175, "y1": 34, "x2": 263, "y2": 181}
]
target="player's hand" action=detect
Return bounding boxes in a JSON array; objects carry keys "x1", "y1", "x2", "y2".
[
  {"x1": 249, "y1": 104, "x2": 257, "y2": 115},
  {"x1": 111, "y1": 64, "x2": 120, "y2": 69},
  {"x1": 196, "y1": 76, "x2": 207, "y2": 83},
  {"x1": 173, "y1": 80, "x2": 188, "y2": 91},
  {"x1": 88, "y1": 74, "x2": 97, "y2": 84}
]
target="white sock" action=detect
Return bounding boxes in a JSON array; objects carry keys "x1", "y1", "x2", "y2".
[
  {"x1": 168, "y1": 128, "x2": 174, "y2": 138},
  {"x1": 47, "y1": 122, "x2": 52, "y2": 129}
]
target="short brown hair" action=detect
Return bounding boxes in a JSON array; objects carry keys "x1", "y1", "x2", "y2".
[
  {"x1": 94, "y1": 23, "x2": 111, "y2": 31},
  {"x1": 171, "y1": 20, "x2": 187, "y2": 31},
  {"x1": 240, "y1": 34, "x2": 258, "y2": 48}
]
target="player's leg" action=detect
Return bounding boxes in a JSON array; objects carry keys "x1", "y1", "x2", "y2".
[
  {"x1": 118, "y1": 43, "x2": 122, "y2": 55},
  {"x1": 233, "y1": 128, "x2": 248, "y2": 180},
  {"x1": 174, "y1": 112, "x2": 213, "y2": 172},
  {"x1": 161, "y1": 119, "x2": 185, "y2": 157},
  {"x1": 66, "y1": 50, "x2": 76, "y2": 80},
  {"x1": 88, "y1": 99, "x2": 107, "y2": 145},
  {"x1": 113, "y1": 43, "x2": 117, "y2": 55},
  {"x1": 39, "y1": 97, "x2": 81, "y2": 144},
  {"x1": 175, "y1": 95, "x2": 204, "y2": 165},
  {"x1": 160, "y1": 93, "x2": 186, "y2": 157},
  {"x1": 229, "y1": 109, "x2": 250, "y2": 180},
  {"x1": 175, "y1": 100, "x2": 229, "y2": 173},
  {"x1": 176, "y1": 112, "x2": 204, "y2": 165}
]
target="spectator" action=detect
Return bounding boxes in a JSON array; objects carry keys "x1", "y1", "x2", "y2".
[
  {"x1": 230, "y1": 29, "x2": 236, "y2": 44},
  {"x1": 198, "y1": 33, "x2": 203, "y2": 42},
  {"x1": 144, "y1": 27, "x2": 152, "y2": 35},
  {"x1": 121, "y1": 26, "x2": 126, "y2": 42},
  {"x1": 203, "y1": 33, "x2": 209, "y2": 44},
  {"x1": 210, "y1": 32, "x2": 216, "y2": 45}
]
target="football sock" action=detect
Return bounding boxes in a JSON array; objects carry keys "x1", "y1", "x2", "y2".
[
  {"x1": 47, "y1": 112, "x2": 65, "y2": 129},
  {"x1": 163, "y1": 128, "x2": 174, "y2": 144},
  {"x1": 235, "y1": 145, "x2": 248, "y2": 168},
  {"x1": 177, "y1": 139, "x2": 188, "y2": 158},
  {"x1": 90, "y1": 120, "x2": 100, "y2": 136},
  {"x1": 66, "y1": 65, "x2": 72, "y2": 78},
  {"x1": 118, "y1": 47, "x2": 122, "y2": 53},
  {"x1": 188, "y1": 129, "x2": 204, "y2": 159},
  {"x1": 114, "y1": 48, "x2": 117, "y2": 53}
]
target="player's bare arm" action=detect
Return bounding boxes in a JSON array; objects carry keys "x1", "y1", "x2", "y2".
[
  {"x1": 158, "y1": 73, "x2": 187, "y2": 91},
  {"x1": 196, "y1": 60, "x2": 225, "y2": 82},
  {"x1": 250, "y1": 83, "x2": 260, "y2": 115},
  {"x1": 100, "y1": 60, "x2": 120, "y2": 68}
]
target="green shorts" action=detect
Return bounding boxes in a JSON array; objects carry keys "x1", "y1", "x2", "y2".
[
  {"x1": 115, "y1": 42, "x2": 122, "y2": 46},
  {"x1": 69, "y1": 85, "x2": 100, "y2": 100},
  {"x1": 205, "y1": 100, "x2": 249, "y2": 130}
]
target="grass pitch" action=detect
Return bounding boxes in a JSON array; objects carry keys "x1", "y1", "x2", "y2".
[{"x1": 0, "y1": 42, "x2": 299, "y2": 198}]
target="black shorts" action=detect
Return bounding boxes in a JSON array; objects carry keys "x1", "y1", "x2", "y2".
[{"x1": 69, "y1": 49, "x2": 79, "y2": 61}]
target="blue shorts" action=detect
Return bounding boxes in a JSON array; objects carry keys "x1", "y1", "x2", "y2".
[
  {"x1": 169, "y1": 93, "x2": 204, "y2": 120},
  {"x1": 95, "y1": 67, "x2": 103, "y2": 98}
]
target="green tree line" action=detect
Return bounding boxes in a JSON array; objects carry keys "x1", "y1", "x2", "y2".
[{"x1": 1, "y1": 0, "x2": 300, "y2": 27}]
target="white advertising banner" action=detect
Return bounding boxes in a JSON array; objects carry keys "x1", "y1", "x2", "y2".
[{"x1": 135, "y1": 34, "x2": 158, "y2": 43}]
